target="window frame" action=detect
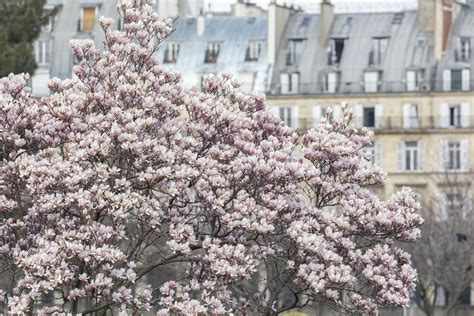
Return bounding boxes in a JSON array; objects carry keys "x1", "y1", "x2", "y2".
[
  {"x1": 447, "y1": 141, "x2": 461, "y2": 170},
  {"x1": 404, "y1": 141, "x2": 419, "y2": 171},
  {"x1": 245, "y1": 40, "x2": 262, "y2": 62},
  {"x1": 205, "y1": 42, "x2": 221, "y2": 64}
]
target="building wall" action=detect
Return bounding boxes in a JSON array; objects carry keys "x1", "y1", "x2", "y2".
[{"x1": 267, "y1": 91, "x2": 473, "y2": 199}]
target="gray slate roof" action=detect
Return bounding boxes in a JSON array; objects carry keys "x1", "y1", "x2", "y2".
[
  {"x1": 269, "y1": 9, "x2": 446, "y2": 95},
  {"x1": 157, "y1": 16, "x2": 269, "y2": 93}
]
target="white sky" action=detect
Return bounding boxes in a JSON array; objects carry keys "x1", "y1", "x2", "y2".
[{"x1": 204, "y1": 0, "x2": 418, "y2": 13}]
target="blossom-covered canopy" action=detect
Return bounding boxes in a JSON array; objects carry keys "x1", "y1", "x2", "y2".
[{"x1": 0, "y1": 1, "x2": 423, "y2": 314}]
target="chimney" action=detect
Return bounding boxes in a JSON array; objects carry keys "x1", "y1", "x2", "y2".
[
  {"x1": 197, "y1": 11, "x2": 205, "y2": 36},
  {"x1": 418, "y1": 0, "x2": 458, "y2": 59},
  {"x1": 320, "y1": 0, "x2": 334, "y2": 46},
  {"x1": 267, "y1": 1, "x2": 294, "y2": 65},
  {"x1": 158, "y1": 0, "x2": 204, "y2": 17}
]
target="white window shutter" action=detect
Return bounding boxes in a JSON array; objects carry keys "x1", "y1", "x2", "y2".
[
  {"x1": 418, "y1": 141, "x2": 425, "y2": 171},
  {"x1": 280, "y1": 73, "x2": 289, "y2": 94},
  {"x1": 353, "y1": 104, "x2": 363, "y2": 128},
  {"x1": 364, "y1": 72, "x2": 378, "y2": 93},
  {"x1": 461, "y1": 102, "x2": 470, "y2": 128},
  {"x1": 375, "y1": 104, "x2": 383, "y2": 128},
  {"x1": 291, "y1": 106, "x2": 299, "y2": 129},
  {"x1": 440, "y1": 103, "x2": 450, "y2": 128},
  {"x1": 312, "y1": 105, "x2": 321, "y2": 127},
  {"x1": 375, "y1": 142, "x2": 383, "y2": 167},
  {"x1": 333, "y1": 105, "x2": 342, "y2": 120},
  {"x1": 440, "y1": 140, "x2": 448, "y2": 170},
  {"x1": 403, "y1": 103, "x2": 411, "y2": 128},
  {"x1": 462, "y1": 69, "x2": 471, "y2": 91},
  {"x1": 327, "y1": 72, "x2": 337, "y2": 93},
  {"x1": 397, "y1": 142, "x2": 405, "y2": 171},
  {"x1": 461, "y1": 139, "x2": 469, "y2": 171},
  {"x1": 406, "y1": 71, "x2": 416, "y2": 91},
  {"x1": 291, "y1": 73, "x2": 299, "y2": 94},
  {"x1": 443, "y1": 69, "x2": 451, "y2": 91}
]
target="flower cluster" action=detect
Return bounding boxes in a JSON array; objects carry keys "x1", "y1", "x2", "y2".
[{"x1": 0, "y1": 1, "x2": 422, "y2": 314}]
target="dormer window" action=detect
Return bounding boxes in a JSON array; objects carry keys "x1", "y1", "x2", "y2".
[
  {"x1": 325, "y1": 72, "x2": 338, "y2": 93},
  {"x1": 287, "y1": 39, "x2": 304, "y2": 66},
  {"x1": 35, "y1": 40, "x2": 50, "y2": 66},
  {"x1": 443, "y1": 68, "x2": 471, "y2": 91},
  {"x1": 245, "y1": 40, "x2": 262, "y2": 62},
  {"x1": 205, "y1": 42, "x2": 220, "y2": 63},
  {"x1": 328, "y1": 38, "x2": 345, "y2": 65},
  {"x1": 364, "y1": 71, "x2": 380, "y2": 93},
  {"x1": 42, "y1": 14, "x2": 54, "y2": 33},
  {"x1": 456, "y1": 37, "x2": 471, "y2": 62},
  {"x1": 369, "y1": 37, "x2": 389, "y2": 65},
  {"x1": 406, "y1": 69, "x2": 425, "y2": 91},
  {"x1": 79, "y1": 6, "x2": 96, "y2": 32},
  {"x1": 280, "y1": 72, "x2": 299, "y2": 94},
  {"x1": 164, "y1": 42, "x2": 180, "y2": 63}
]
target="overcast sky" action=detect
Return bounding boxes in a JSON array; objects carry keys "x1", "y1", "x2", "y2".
[{"x1": 203, "y1": 0, "x2": 418, "y2": 13}]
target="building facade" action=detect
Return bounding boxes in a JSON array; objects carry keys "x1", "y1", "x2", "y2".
[{"x1": 266, "y1": 0, "x2": 474, "y2": 205}]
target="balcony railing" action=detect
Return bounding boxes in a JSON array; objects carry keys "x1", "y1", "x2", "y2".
[
  {"x1": 268, "y1": 79, "x2": 474, "y2": 95},
  {"x1": 277, "y1": 116, "x2": 474, "y2": 133}
]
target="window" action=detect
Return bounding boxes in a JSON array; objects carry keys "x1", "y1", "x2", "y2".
[
  {"x1": 363, "y1": 142, "x2": 382, "y2": 166},
  {"x1": 35, "y1": 40, "x2": 50, "y2": 65},
  {"x1": 398, "y1": 141, "x2": 423, "y2": 171},
  {"x1": 354, "y1": 104, "x2": 382, "y2": 128},
  {"x1": 313, "y1": 105, "x2": 340, "y2": 126},
  {"x1": 205, "y1": 42, "x2": 220, "y2": 63},
  {"x1": 279, "y1": 107, "x2": 292, "y2": 127},
  {"x1": 364, "y1": 71, "x2": 379, "y2": 93},
  {"x1": 449, "y1": 104, "x2": 461, "y2": 127},
  {"x1": 370, "y1": 37, "x2": 389, "y2": 65},
  {"x1": 363, "y1": 107, "x2": 375, "y2": 128},
  {"x1": 457, "y1": 37, "x2": 471, "y2": 62},
  {"x1": 280, "y1": 73, "x2": 299, "y2": 94},
  {"x1": 328, "y1": 38, "x2": 345, "y2": 65},
  {"x1": 80, "y1": 7, "x2": 96, "y2": 32},
  {"x1": 270, "y1": 106, "x2": 299, "y2": 128},
  {"x1": 245, "y1": 40, "x2": 262, "y2": 61},
  {"x1": 440, "y1": 103, "x2": 469, "y2": 128},
  {"x1": 444, "y1": 68, "x2": 471, "y2": 92},
  {"x1": 403, "y1": 104, "x2": 419, "y2": 128},
  {"x1": 42, "y1": 14, "x2": 54, "y2": 33},
  {"x1": 287, "y1": 39, "x2": 304, "y2": 65},
  {"x1": 325, "y1": 72, "x2": 338, "y2": 93},
  {"x1": 447, "y1": 141, "x2": 461, "y2": 170},
  {"x1": 164, "y1": 42, "x2": 180, "y2": 63},
  {"x1": 406, "y1": 69, "x2": 425, "y2": 91},
  {"x1": 416, "y1": 37, "x2": 425, "y2": 48},
  {"x1": 392, "y1": 12, "x2": 404, "y2": 24},
  {"x1": 405, "y1": 141, "x2": 419, "y2": 171},
  {"x1": 452, "y1": 69, "x2": 463, "y2": 91}
]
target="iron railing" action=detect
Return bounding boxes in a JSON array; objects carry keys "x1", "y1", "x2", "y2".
[
  {"x1": 268, "y1": 79, "x2": 474, "y2": 95},
  {"x1": 279, "y1": 116, "x2": 474, "y2": 133}
]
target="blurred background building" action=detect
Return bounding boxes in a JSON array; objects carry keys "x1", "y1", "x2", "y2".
[{"x1": 29, "y1": 0, "x2": 474, "y2": 314}]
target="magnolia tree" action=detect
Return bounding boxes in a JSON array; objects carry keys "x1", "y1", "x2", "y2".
[{"x1": 0, "y1": 1, "x2": 423, "y2": 314}]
